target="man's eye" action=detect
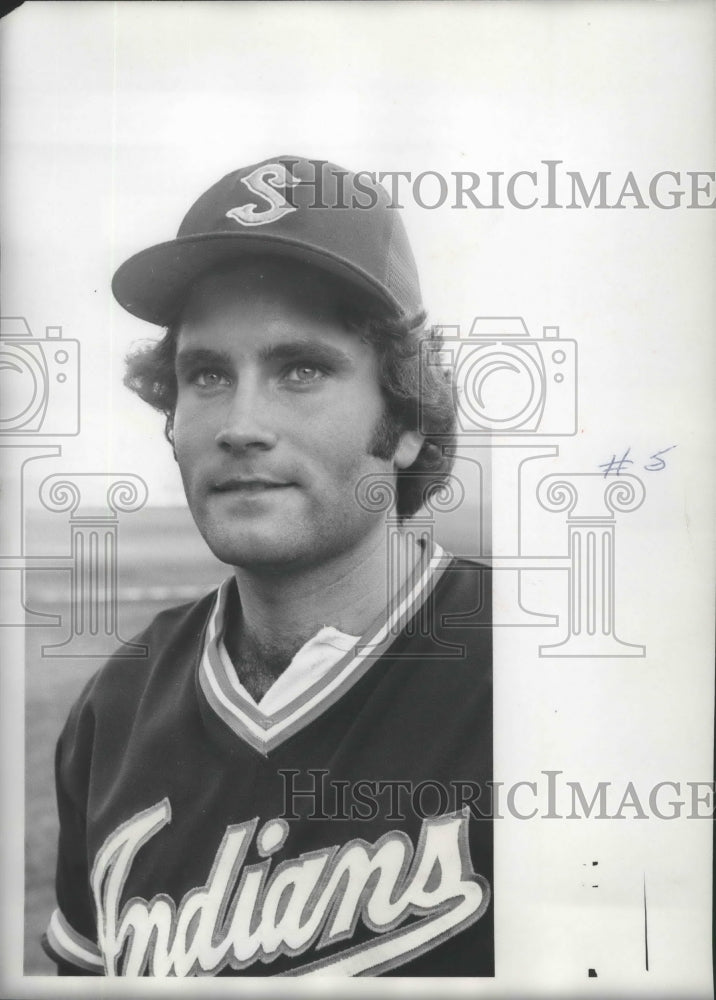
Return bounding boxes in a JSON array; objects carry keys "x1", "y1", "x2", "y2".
[
  {"x1": 192, "y1": 369, "x2": 231, "y2": 388},
  {"x1": 284, "y1": 364, "x2": 327, "y2": 384}
]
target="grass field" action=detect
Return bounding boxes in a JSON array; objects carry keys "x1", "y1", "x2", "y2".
[{"x1": 23, "y1": 500, "x2": 482, "y2": 973}]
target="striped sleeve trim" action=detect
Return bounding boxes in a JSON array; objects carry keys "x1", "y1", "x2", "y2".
[{"x1": 42, "y1": 908, "x2": 104, "y2": 973}]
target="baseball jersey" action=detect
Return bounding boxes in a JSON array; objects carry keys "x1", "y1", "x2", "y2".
[{"x1": 43, "y1": 543, "x2": 493, "y2": 977}]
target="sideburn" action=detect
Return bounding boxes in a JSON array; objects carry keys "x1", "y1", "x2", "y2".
[{"x1": 367, "y1": 408, "x2": 403, "y2": 460}]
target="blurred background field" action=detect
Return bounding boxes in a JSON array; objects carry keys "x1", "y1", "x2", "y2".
[{"x1": 23, "y1": 500, "x2": 480, "y2": 973}]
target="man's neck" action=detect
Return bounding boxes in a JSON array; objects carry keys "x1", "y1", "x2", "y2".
[{"x1": 224, "y1": 527, "x2": 424, "y2": 700}]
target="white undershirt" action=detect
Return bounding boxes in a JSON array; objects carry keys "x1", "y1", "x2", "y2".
[{"x1": 216, "y1": 624, "x2": 360, "y2": 717}]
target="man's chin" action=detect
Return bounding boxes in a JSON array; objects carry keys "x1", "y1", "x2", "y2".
[
  {"x1": 201, "y1": 528, "x2": 310, "y2": 572},
  {"x1": 191, "y1": 496, "x2": 306, "y2": 567}
]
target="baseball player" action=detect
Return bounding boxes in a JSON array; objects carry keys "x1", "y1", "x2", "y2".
[{"x1": 43, "y1": 155, "x2": 493, "y2": 977}]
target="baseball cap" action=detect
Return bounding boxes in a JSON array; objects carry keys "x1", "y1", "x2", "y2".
[{"x1": 112, "y1": 155, "x2": 423, "y2": 326}]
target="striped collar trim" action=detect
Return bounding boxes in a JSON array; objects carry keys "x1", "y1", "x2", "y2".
[
  {"x1": 198, "y1": 541, "x2": 450, "y2": 755},
  {"x1": 43, "y1": 908, "x2": 104, "y2": 973}
]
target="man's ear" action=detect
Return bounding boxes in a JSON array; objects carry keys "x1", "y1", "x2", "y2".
[{"x1": 393, "y1": 429, "x2": 424, "y2": 470}]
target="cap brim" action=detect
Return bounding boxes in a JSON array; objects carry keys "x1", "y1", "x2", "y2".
[{"x1": 112, "y1": 233, "x2": 402, "y2": 326}]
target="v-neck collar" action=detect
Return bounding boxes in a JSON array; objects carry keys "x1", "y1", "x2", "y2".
[{"x1": 197, "y1": 540, "x2": 450, "y2": 755}]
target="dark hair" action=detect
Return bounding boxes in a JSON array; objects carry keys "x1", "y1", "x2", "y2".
[{"x1": 124, "y1": 289, "x2": 457, "y2": 520}]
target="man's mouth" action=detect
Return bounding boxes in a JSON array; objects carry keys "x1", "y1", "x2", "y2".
[{"x1": 212, "y1": 478, "x2": 294, "y2": 494}]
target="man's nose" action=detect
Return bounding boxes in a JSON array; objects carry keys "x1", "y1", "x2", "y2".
[{"x1": 214, "y1": 383, "x2": 278, "y2": 451}]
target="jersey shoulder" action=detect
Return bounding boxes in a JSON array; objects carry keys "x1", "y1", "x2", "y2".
[
  {"x1": 434, "y1": 552, "x2": 492, "y2": 619},
  {"x1": 59, "y1": 589, "x2": 219, "y2": 750}
]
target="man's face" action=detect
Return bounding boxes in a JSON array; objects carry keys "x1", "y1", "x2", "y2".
[{"x1": 172, "y1": 260, "x2": 421, "y2": 570}]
